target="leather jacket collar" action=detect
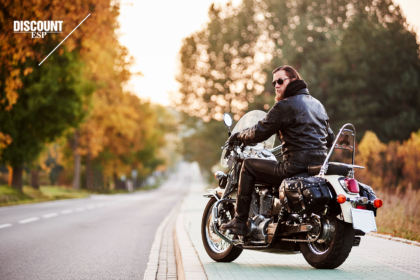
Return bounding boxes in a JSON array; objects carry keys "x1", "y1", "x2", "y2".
[{"x1": 284, "y1": 79, "x2": 308, "y2": 98}]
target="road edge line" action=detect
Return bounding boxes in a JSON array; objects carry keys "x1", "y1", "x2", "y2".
[
  {"x1": 366, "y1": 232, "x2": 420, "y2": 247},
  {"x1": 143, "y1": 200, "x2": 182, "y2": 280},
  {"x1": 173, "y1": 225, "x2": 185, "y2": 280},
  {"x1": 174, "y1": 198, "x2": 207, "y2": 280}
]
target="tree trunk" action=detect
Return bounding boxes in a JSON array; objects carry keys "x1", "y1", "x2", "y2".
[
  {"x1": 86, "y1": 151, "x2": 93, "y2": 191},
  {"x1": 73, "y1": 153, "x2": 81, "y2": 190},
  {"x1": 30, "y1": 169, "x2": 40, "y2": 189},
  {"x1": 72, "y1": 131, "x2": 81, "y2": 190},
  {"x1": 113, "y1": 172, "x2": 118, "y2": 190},
  {"x1": 11, "y1": 166, "x2": 23, "y2": 192},
  {"x1": 7, "y1": 166, "x2": 12, "y2": 186}
]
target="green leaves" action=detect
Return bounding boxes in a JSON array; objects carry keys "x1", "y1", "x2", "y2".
[
  {"x1": 176, "y1": 0, "x2": 420, "y2": 174},
  {"x1": 0, "y1": 50, "x2": 90, "y2": 168}
]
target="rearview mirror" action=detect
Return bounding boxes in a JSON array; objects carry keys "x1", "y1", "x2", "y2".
[{"x1": 223, "y1": 113, "x2": 233, "y2": 127}]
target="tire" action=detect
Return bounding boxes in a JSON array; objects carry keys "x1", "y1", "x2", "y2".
[
  {"x1": 201, "y1": 198, "x2": 243, "y2": 262},
  {"x1": 299, "y1": 216, "x2": 354, "y2": 269}
]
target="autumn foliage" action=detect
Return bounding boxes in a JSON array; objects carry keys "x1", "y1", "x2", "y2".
[
  {"x1": 353, "y1": 131, "x2": 420, "y2": 241},
  {"x1": 355, "y1": 130, "x2": 420, "y2": 191},
  {"x1": 0, "y1": 0, "x2": 170, "y2": 191}
]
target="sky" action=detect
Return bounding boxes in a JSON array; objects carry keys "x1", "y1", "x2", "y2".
[{"x1": 117, "y1": 0, "x2": 420, "y2": 106}]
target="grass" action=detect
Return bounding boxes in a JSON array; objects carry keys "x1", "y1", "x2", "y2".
[
  {"x1": 375, "y1": 187, "x2": 420, "y2": 242},
  {"x1": 0, "y1": 180, "x2": 163, "y2": 207},
  {"x1": 0, "y1": 185, "x2": 90, "y2": 207}
]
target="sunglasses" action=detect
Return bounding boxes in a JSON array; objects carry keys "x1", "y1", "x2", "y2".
[{"x1": 272, "y1": 77, "x2": 290, "y2": 87}]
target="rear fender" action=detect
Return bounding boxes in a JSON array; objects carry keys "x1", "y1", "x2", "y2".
[{"x1": 321, "y1": 175, "x2": 358, "y2": 223}]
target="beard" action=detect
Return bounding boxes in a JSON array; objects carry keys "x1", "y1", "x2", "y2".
[{"x1": 275, "y1": 90, "x2": 284, "y2": 102}]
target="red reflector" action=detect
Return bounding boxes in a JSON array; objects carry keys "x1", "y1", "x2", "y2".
[
  {"x1": 357, "y1": 205, "x2": 366, "y2": 210},
  {"x1": 344, "y1": 178, "x2": 359, "y2": 193},
  {"x1": 373, "y1": 198, "x2": 383, "y2": 208},
  {"x1": 337, "y1": 194, "x2": 347, "y2": 204}
]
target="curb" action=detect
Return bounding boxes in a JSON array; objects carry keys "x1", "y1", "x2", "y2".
[
  {"x1": 143, "y1": 201, "x2": 181, "y2": 280},
  {"x1": 173, "y1": 200, "x2": 207, "y2": 280},
  {"x1": 367, "y1": 232, "x2": 420, "y2": 247}
]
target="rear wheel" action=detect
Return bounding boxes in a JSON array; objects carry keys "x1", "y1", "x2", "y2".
[
  {"x1": 299, "y1": 215, "x2": 354, "y2": 269},
  {"x1": 201, "y1": 198, "x2": 243, "y2": 262}
]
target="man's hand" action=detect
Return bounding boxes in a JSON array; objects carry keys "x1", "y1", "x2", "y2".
[{"x1": 228, "y1": 132, "x2": 241, "y2": 146}]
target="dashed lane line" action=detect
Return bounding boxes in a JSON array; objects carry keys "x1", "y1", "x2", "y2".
[
  {"x1": 42, "y1": 213, "x2": 58, "y2": 219},
  {"x1": 4, "y1": 200, "x2": 122, "y2": 228},
  {"x1": 0, "y1": 223, "x2": 12, "y2": 229},
  {"x1": 19, "y1": 217, "x2": 39, "y2": 224}
]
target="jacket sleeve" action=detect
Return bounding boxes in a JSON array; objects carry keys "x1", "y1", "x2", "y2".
[
  {"x1": 237, "y1": 103, "x2": 286, "y2": 145},
  {"x1": 326, "y1": 121, "x2": 335, "y2": 148}
]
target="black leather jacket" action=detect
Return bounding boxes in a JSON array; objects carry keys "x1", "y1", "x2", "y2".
[{"x1": 238, "y1": 88, "x2": 335, "y2": 165}]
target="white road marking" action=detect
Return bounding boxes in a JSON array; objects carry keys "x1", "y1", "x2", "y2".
[
  {"x1": 19, "y1": 217, "x2": 39, "y2": 224},
  {"x1": 61, "y1": 209, "x2": 73, "y2": 214},
  {"x1": 42, "y1": 213, "x2": 58, "y2": 218},
  {"x1": 0, "y1": 223, "x2": 12, "y2": 229},
  {"x1": 75, "y1": 207, "x2": 85, "y2": 212},
  {"x1": 86, "y1": 205, "x2": 96, "y2": 210}
]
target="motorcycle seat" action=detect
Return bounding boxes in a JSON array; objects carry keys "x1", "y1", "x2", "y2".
[{"x1": 308, "y1": 163, "x2": 350, "y2": 176}]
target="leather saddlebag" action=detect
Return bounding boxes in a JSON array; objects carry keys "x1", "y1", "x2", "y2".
[{"x1": 279, "y1": 176, "x2": 331, "y2": 214}]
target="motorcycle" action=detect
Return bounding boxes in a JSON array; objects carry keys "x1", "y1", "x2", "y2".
[{"x1": 201, "y1": 110, "x2": 383, "y2": 269}]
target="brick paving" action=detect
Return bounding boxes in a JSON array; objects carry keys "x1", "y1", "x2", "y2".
[
  {"x1": 181, "y1": 167, "x2": 420, "y2": 280},
  {"x1": 157, "y1": 215, "x2": 177, "y2": 280}
]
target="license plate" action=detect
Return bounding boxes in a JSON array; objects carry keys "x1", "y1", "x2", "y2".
[{"x1": 351, "y1": 208, "x2": 377, "y2": 233}]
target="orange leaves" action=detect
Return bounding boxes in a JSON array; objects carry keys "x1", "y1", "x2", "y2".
[
  {"x1": 397, "y1": 131, "x2": 420, "y2": 188},
  {"x1": 3, "y1": 69, "x2": 22, "y2": 110},
  {"x1": 23, "y1": 68, "x2": 33, "y2": 76},
  {"x1": 0, "y1": 133, "x2": 12, "y2": 156},
  {"x1": 0, "y1": 0, "x2": 121, "y2": 109},
  {"x1": 355, "y1": 130, "x2": 420, "y2": 191}
]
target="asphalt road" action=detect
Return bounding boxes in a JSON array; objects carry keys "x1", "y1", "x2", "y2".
[{"x1": 0, "y1": 163, "x2": 191, "y2": 280}]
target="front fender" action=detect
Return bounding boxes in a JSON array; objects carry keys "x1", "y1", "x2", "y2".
[{"x1": 203, "y1": 187, "x2": 237, "y2": 200}]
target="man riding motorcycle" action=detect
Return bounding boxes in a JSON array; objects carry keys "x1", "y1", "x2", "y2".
[{"x1": 220, "y1": 65, "x2": 335, "y2": 235}]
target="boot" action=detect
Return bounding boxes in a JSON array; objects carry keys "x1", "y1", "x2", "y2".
[
  {"x1": 220, "y1": 195, "x2": 252, "y2": 235},
  {"x1": 220, "y1": 159, "x2": 255, "y2": 236}
]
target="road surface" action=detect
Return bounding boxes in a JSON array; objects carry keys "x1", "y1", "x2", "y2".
[{"x1": 0, "y1": 163, "x2": 191, "y2": 280}]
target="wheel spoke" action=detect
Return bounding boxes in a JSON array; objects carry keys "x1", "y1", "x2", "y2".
[{"x1": 205, "y1": 202, "x2": 235, "y2": 254}]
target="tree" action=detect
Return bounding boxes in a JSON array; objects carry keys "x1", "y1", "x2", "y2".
[
  {"x1": 175, "y1": 0, "x2": 420, "y2": 171},
  {"x1": 0, "y1": 0, "x2": 131, "y2": 191},
  {"x1": 0, "y1": 51, "x2": 92, "y2": 191}
]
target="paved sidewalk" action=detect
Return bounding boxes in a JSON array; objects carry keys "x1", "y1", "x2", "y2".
[{"x1": 181, "y1": 168, "x2": 420, "y2": 280}]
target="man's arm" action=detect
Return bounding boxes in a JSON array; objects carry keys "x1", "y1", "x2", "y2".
[
  {"x1": 237, "y1": 103, "x2": 285, "y2": 145},
  {"x1": 326, "y1": 121, "x2": 335, "y2": 148}
]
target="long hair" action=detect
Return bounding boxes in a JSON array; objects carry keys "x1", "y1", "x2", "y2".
[{"x1": 272, "y1": 65, "x2": 302, "y2": 80}]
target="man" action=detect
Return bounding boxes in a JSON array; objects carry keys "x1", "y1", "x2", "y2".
[{"x1": 220, "y1": 65, "x2": 335, "y2": 235}]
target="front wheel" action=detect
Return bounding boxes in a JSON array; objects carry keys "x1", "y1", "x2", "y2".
[
  {"x1": 299, "y1": 215, "x2": 354, "y2": 269},
  {"x1": 201, "y1": 198, "x2": 243, "y2": 262}
]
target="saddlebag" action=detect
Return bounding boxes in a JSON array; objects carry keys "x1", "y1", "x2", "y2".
[{"x1": 279, "y1": 177, "x2": 331, "y2": 214}]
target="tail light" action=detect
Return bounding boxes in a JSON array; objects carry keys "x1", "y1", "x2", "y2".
[
  {"x1": 344, "y1": 178, "x2": 359, "y2": 193},
  {"x1": 356, "y1": 205, "x2": 366, "y2": 210},
  {"x1": 373, "y1": 198, "x2": 383, "y2": 208},
  {"x1": 337, "y1": 194, "x2": 347, "y2": 204}
]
